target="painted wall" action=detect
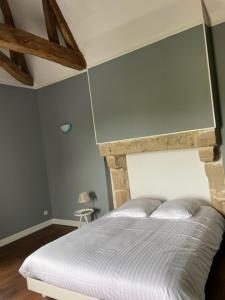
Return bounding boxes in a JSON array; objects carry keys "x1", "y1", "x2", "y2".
[
  {"x1": 127, "y1": 149, "x2": 210, "y2": 202},
  {"x1": 37, "y1": 73, "x2": 109, "y2": 220},
  {"x1": 89, "y1": 25, "x2": 214, "y2": 143},
  {"x1": 1, "y1": 20, "x2": 224, "y2": 240},
  {"x1": 211, "y1": 22, "x2": 225, "y2": 163},
  {"x1": 0, "y1": 85, "x2": 51, "y2": 239}
]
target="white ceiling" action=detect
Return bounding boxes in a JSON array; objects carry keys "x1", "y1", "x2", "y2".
[{"x1": 0, "y1": 0, "x2": 224, "y2": 89}]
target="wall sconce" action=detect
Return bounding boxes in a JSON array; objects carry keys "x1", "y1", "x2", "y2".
[{"x1": 60, "y1": 122, "x2": 72, "y2": 134}]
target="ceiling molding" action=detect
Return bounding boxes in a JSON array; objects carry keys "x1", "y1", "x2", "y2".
[
  {"x1": 0, "y1": 20, "x2": 203, "y2": 90},
  {"x1": 87, "y1": 20, "x2": 203, "y2": 70},
  {"x1": 211, "y1": 16, "x2": 225, "y2": 27},
  {"x1": 33, "y1": 68, "x2": 86, "y2": 89}
]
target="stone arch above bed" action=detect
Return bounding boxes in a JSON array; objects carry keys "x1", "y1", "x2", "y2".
[{"x1": 98, "y1": 128, "x2": 225, "y2": 215}]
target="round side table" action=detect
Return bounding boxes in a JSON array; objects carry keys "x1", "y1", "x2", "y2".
[{"x1": 73, "y1": 208, "x2": 94, "y2": 228}]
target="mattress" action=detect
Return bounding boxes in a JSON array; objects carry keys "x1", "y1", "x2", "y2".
[{"x1": 19, "y1": 206, "x2": 225, "y2": 300}]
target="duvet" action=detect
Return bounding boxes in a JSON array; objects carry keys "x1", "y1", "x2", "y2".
[{"x1": 20, "y1": 206, "x2": 225, "y2": 300}]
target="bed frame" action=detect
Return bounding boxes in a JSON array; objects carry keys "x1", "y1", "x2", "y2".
[
  {"x1": 27, "y1": 278, "x2": 98, "y2": 300},
  {"x1": 26, "y1": 128, "x2": 225, "y2": 300}
]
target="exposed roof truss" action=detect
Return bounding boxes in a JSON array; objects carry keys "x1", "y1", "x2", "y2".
[{"x1": 0, "y1": 0, "x2": 86, "y2": 86}]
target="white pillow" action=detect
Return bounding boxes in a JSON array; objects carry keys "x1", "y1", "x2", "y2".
[
  {"x1": 150, "y1": 199, "x2": 200, "y2": 219},
  {"x1": 110, "y1": 198, "x2": 161, "y2": 218}
]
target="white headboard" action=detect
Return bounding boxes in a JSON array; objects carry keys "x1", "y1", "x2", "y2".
[{"x1": 127, "y1": 148, "x2": 210, "y2": 201}]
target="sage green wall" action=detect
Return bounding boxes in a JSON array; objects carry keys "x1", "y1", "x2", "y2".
[
  {"x1": 0, "y1": 85, "x2": 51, "y2": 240},
  {"x1": 1, "y1": 22, "x2": 222, "y2": 240},
  {"x1": 89, "y1": 25, "x2": 214, "y2": 143},
  {"x1": 211, "y1": 22, "x2": 225, "y2": 163},
  {"x1": 37, "y1": 73, "x2": 109, "y2": 220}
]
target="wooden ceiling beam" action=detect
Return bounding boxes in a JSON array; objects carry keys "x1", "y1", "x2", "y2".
[
  {"x1": 0, "y1": 0, "x2": 31, "y2": 76},
  {"x1": 0, "y1": 50, "x2": 33, "y2": 85},
  {"x1": 47, "y1": 0, "x2": 80, "y2": 51},
  {"x1": 42, "y1": 0, "x2": 59, "y2": 44},
  {"x1": 0, "y1": 23, "x2": 86, "y2": 70},
  {"x1": 0, "y1": 0, "x2": 86, "y2": 85},
  {"x1": 0, "y1": 0, "x2": 15, "y2": 26}
]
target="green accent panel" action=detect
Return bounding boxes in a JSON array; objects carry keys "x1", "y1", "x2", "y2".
[{"x1": 89, "y1": 25, "x2": 214, "y2": 143}]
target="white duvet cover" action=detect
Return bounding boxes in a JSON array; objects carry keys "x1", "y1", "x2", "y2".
[{"x1": 20, "y1": 206, "x2": 225, "y2": 300}]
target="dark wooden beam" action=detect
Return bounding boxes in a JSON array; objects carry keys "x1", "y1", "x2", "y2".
[
  {"x1": 0, "y1": 23, "x2": 86, "y2": 70},
  {"x1": 42, "y1": 0, "x2": 59, "y2": 44},
  {"x1": 48, "y1": 0, "x2": 80, "y2": 51},
  {"x1": 0, "y1": 0, "x2": 15, "y2": 26},
  {"x1": 0, "y1": 50, "x2": 33, "y2": 85},
  {"x1": 0, "y1": 0, "x2": 31, "y2": 75}
]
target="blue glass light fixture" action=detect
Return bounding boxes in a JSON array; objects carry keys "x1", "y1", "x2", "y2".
[{"x1": 60, "y1": 122, "x2": 72, "y2": 134}]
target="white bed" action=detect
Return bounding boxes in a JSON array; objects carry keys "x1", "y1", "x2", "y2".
[{"x1": 20, "y1": 205, "x2": 224, "y2": 300}]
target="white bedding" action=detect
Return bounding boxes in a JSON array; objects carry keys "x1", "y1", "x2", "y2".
[{"x1": 20, "y1": 206, "x2": 225, "y2": 300}]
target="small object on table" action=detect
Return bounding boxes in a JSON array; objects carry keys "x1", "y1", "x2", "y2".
[{"x1": 74, "y1": 208, "x2": 94, "y2": 228}]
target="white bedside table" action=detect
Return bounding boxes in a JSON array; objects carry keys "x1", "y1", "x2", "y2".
[{"x1": 73, "y1": 208, "x2": 94, "y2": 228}]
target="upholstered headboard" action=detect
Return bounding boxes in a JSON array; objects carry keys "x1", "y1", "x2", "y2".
[{"x1": 98, "y1": 128, "x2": 225, "y2": 216}]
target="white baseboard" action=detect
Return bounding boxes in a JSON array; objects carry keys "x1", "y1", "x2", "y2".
[
  {"x1": 0, "y1": 219, "x2": 53, "y2": 248},
  {"x1": 0, "y1": 218, "x2": 79, "y2": 248},
  {"x1": 52, "y1": 218, "x2": 79, "y2": 227}
]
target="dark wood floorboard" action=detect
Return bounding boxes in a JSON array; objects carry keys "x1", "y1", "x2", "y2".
[
  {"x1": 0, "y1": 225, "x2": 75, "y2": 300},
  {"x1": 0, "y1": 225, "x2": 224, "y2": 300},
  {"x1": 205, "y1": 233, "x2": 225, "y2": 300}
]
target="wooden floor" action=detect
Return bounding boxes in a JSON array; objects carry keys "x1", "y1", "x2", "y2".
[
  {"x1": 205, "y1": 233, "x2": 225, "y2": 300},
  {"x1": 0, "y1": 225, "x2": 75, "y2": 300},
  {"x1": 0, "y1": 225, "x2": 224, "y2": 300}
]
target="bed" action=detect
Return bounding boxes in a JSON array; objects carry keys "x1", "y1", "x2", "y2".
[{"x1": 20, "y1": 205, "x2": 225, "y2": 300}]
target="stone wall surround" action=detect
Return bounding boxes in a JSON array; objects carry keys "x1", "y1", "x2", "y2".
[
  {"x1": 106, "y1": 155, "x2": 130, "y2": 208},
  {"x1": 200, "y1": 146, "x2": 225, "y2": 214},
  {"x1": 98, "y1": 128, "x2": 225, "y2": 215}
]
